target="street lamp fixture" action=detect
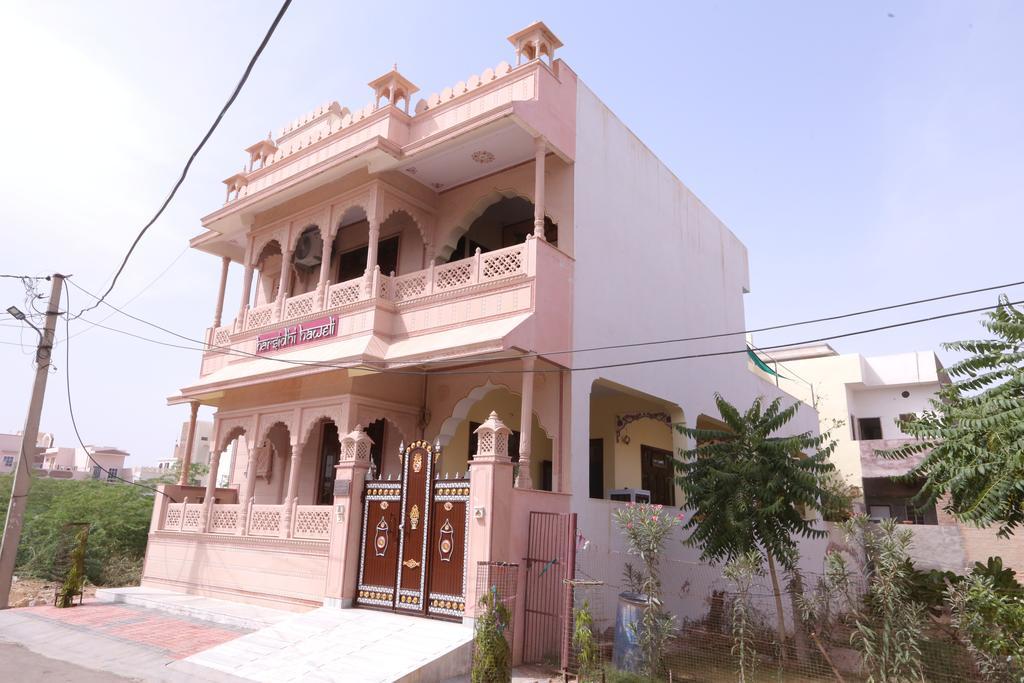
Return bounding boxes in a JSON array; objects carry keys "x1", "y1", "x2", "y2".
[{"x1": 5, "y1": 306, "x2": 25, "y2": 320}]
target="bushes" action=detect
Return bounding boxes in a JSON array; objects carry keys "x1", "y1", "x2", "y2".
[
  {"x1": 472, "y1": 587, "x2": 512, "y2": 683},
  {"x1": 948, "y1": 575, "x2": 1024, "y2": 682},
  {"x1": 0, "y1": 475, "x2": 154, "y2": 586}
]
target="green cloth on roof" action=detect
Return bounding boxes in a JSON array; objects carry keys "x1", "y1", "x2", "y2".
[{"x1": 747, "y1": 347, "x2": 787, "y2": 379}]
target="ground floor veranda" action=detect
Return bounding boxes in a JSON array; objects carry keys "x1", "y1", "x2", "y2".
[{"x1": 143, "y1": 362, "x2": 831, "y2": 665}]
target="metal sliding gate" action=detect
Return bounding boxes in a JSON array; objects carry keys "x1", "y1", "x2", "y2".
[{"x1": 522, "y1": 511, "x2": 577, "y2": 667}]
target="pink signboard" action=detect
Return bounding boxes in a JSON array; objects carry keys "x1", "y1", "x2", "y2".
[{"x1": 256, "y1": 315, "x2": 337, "y2": 354}]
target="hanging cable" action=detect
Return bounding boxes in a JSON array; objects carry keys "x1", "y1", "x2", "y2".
[
  {"x1": 70, "y1": 0, "x2": 292, "y2": 320},
  {"x1": 62, "y1": 286, "x2": 177, "y2": 501},
  {"x1": 61, "y1": 278, "x2": 1024, "y2": 377},
  {"x1": 66, "y1": 276, "x2": 1024, "y2": 371}
]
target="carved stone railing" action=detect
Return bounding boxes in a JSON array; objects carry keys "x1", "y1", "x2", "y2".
[
  {"x1": 207, "y1": 242, "x2": 532, "y2": 349},
  {"x1": 161, "y1": 500, "x2": 330, "y2": 541},
  {"x1": 208, "y1": 504, "x2": 241, "y2": 534},
  {"x1": 283, "y1": 290, "x2": 318, "y2": 320},
  {"x1": 248, "y1": 504, "x2": 283, "y2": 537},
  {"x1": 244, "y1": 302, "x2": 276, "y2": 331},
  {"x1": 293, "y1": 506, "x2": 332, "y2": 540},
  {"x1": 326, "y1": 277, "x2": 364, "y2": 309},
  {"x1": 164, "y1": 503, "x2": 184, "y2": 529}
]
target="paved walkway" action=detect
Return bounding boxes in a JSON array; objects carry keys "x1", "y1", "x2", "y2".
[
  {"x1": 186, "y1": 606, "x2": 473, "y2": 682},
  {"x1": 4, "y1": 589, "x2": 480, "y2": 682},
  {"x1": 0, "y1": 601, "x2": 251, "y2": 682},
  {"x1": 95, "y1": 587, "x2": 292, "y2": 631}
]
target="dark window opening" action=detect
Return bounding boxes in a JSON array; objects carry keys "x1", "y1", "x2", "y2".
[
  {"x1": 864, "y1": 477, "x2": 937, "y2": 525},
  {"x1": 640, "y1": 444, "x2": 675, "y2": 506},
  {"x1": 857, "y1": 417, "x2": 883, "y2": 440},
  {"x1": 316, "y1": 422, "x2": 341, "y2": 505},
  {"x1": 589, "y1": 438, "x2": 604, "y2": 499},
  {"x1": 337, "y1": 235, "x2": 400, "y2": 282},
  {"x1": 366, "y1": 419, "x2": 386, "y2": 477},
  {"x1": 446, "y1": 197, "x2": 558, "y2": 264}
]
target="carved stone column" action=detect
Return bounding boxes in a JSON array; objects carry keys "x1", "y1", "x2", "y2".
[
  {"x1": 213, "y1": 256, "x2": 230, "y2": 328},
  {"x1": 178, "y1": 401, "x2": 200, "y2": 486},
  {"x1": 316, "y1": 227, "x2": 333, "y2": 308},
  {"x1": 280, "y1": 441, "x2": 304, "y2": 538},
  {"x1": 237, "y1": 239, "x2": 255, "y2": 329},
  {"x1": 517, "y1": 357, "x2": 536, "y2": 488},
  {"x1": 324, "y1": 426, "x2": 374, "y2": 608},
  {"x1": 533, "y1": 137, "x2": 546, "y2": 239},
  {"x1": 237, "y1": 440, "x2": 263, "y2": 535},
  {"x1": 364, "y1": 220, "x2": 380, "y2": 289},
  {"x1": 465, "y1": 412, "x2": 514, "y2": 619},
  {"x1": 200, "y1": 447, "x2": 223, "y2": 531},
  {"x1": 275, "y1": 248, "x2": 294, "y2": 320}
]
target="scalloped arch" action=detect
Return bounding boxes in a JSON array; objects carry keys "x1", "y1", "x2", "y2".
[
  {"x1": 436, "y1": 380, "x2": 553, "y2": 447},
  {"x1": 435, "y1": 190, "x2": 559, "y2": 262},
  {"x1": 252, "y1": 236, "x2": 284, "y2": 267}
]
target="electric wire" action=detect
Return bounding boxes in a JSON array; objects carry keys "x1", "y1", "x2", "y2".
[
  {"x1": 62, "y1": 277, "x2": 1024, "y2": 377},
  {"x1": 67, "y1": 276, "x2": 1024, "y2": 371},
  {"x1": 55, "y1": 245, "x2": 190, "y2": 347},
  {"x1": 71, "y1": 0, "x2": 292, "y2": 320},
  {"x1": 62, "y1": 286, "x2": 177, "y2": 501}
]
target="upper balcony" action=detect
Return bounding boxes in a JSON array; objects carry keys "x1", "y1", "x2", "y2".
[
  {"x1": 202, "y1": 21, "x2": 576, "y2": 239},
  {"x1": 195, "y1": 233, "x2": 571, "y2": 391}
]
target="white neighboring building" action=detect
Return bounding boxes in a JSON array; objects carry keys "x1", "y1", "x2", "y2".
[
  {"x1": 763, "y1": 343, "x2": 1023, "y2": 573},
  {"x1": 172, "y1": 419, "x2": 214, "y2": 468}
]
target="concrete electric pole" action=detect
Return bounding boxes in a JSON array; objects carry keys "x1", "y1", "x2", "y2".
[{"x1": 0, "y1": 273, "x2": 65, "y2": 609}]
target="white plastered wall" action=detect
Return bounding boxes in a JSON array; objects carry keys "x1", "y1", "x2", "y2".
[{"x1": 568, "y1": 81, "x2": 828, "y2": 625}]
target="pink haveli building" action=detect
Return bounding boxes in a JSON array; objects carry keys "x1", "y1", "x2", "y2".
[{"x1": 143, "y1": 21, "x2": 827, "y2": 661}]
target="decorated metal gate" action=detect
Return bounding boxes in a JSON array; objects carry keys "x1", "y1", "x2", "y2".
[{"x1": 355, "y1": 440, "x2": 471, "y2": 620}]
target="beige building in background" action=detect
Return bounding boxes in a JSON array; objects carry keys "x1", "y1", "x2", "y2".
[{"x1": 759, "y1": 343, "x2": 1023, "y2": 573}]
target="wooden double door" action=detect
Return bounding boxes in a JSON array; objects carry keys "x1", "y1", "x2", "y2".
[{"x1": 355, "y1": 440, "x2": 470, "y2": 620}]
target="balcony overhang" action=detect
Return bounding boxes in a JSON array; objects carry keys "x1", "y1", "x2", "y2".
[{"x1": 169, "y1": 312, "x2": 532, "y2": 405}]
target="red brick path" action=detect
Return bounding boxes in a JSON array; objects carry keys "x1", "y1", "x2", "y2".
[{"x1": 22, "y1": 600, "x2": 247, "y2": 659}]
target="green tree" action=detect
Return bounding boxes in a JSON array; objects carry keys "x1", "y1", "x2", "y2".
[
  {"x1": 0, "y1": 475, "x2": 153, "y2": 585},
  {"x1": 675, "y1": 394, "x2": 840, "y2": 654},
  {"x1": 879, "y1": 297, "x2": 1024, "y2": 535}
]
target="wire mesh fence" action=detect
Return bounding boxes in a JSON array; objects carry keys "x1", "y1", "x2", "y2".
[
  {"x1": 567, "y1": 547, "x2": 979, "y2": 682},
  {"x1": 473, "y1": 560, "x2": 519, "y2": 661}
]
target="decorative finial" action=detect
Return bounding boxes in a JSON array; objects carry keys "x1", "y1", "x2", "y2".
[
  {"x1": 393, "y1": 62, "x2": 398, "y2": 71},
  {"x1": 399, "y1": 440, "x2": 405, "y2": 454}
]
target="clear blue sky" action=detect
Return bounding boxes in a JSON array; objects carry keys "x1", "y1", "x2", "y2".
[{"x1": 1, "y1": 1, "x2": 1021, "y2": 465}]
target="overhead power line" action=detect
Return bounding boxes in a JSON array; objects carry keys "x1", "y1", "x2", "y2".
[
  {"x1": 63, "y1": 277, "x2": 1023, "y2": 377},
  {"x1": 62, "y1": 286, "x2": 176, "y2": 501},
  {"x1": 66, "y1": 276, "x2": 1024, "y2": 369},
  {"x1": 71, "y1": 0, "x2": 292, "y2": 320}
]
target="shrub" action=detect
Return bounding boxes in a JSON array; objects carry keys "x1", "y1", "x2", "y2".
[
  {"x1": 723, "y1": 551, "x2": 763, "y2": 682},
  {"x1": 0, "y1": 476, "x2": 154, "y2": 585},
  {"x1": 612, "y1": 503, "x2": 680, "y2": 677},
  {"x1": 472, "y1": 587, "x2": 511, "y2": 683},
  {"x1": 573, "y1": 599, "x2": 600, "y2": 682},
  {"x1": 948, "y1": 574, "x2": 1024, "y2": 682}
]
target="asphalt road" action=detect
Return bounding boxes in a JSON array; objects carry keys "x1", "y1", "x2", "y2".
[{"x1": 0, "y1": 643, "x2": 138, "y2": 682}]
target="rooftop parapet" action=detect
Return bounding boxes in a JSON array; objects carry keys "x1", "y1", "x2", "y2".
[{"x1": 220, "y1": 21, "x2": 568, "y2": 208}]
